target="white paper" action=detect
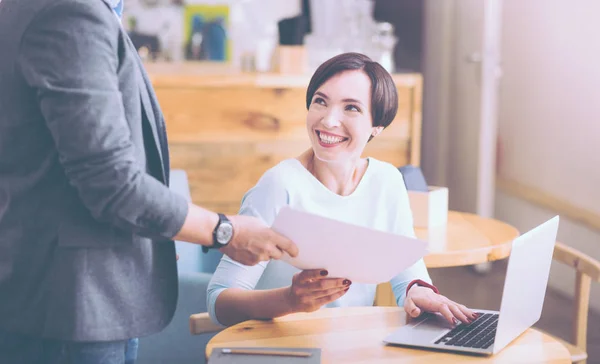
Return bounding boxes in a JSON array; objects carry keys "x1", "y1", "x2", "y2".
[{"x1": 271, "y1": 206, "x2": 428, "y2": 284}]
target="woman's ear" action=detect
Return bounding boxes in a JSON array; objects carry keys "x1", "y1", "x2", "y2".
[{"x1": 371, "y1": 127, "x2": 384, "y2": 138}]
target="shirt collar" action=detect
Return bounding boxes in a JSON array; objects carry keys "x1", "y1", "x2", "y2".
[{"x1": 111, "y1": 0, "x2": 124, "y2": 19}]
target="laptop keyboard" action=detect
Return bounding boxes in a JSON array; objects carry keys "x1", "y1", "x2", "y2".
[{"x1": 434, "y1": 312, "x2": 499, "y2": 349}]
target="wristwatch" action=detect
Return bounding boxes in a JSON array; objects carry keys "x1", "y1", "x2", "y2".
[{"x1": 202, "y1": 213, "x2": 234, "y2": 253}]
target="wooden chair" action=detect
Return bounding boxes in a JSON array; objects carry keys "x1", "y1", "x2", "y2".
[
  {"x1": 543, "y1": 241, "x2": 600, "y2": 364},
  {"x1": 189, "y1": 312, "x2": 224, "y2": 335}
]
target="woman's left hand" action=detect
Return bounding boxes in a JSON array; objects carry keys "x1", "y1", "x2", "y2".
[{"x1": 404, "y1": 286, "x2": 478, "y2": 325}]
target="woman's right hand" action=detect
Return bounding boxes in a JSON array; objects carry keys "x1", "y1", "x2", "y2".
[{"x1": 286, "y1": 269, "x2": 351, "y2": 313}]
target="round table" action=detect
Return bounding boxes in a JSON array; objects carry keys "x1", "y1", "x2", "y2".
[
  {"x1": 206, "y1": 307, "x2": 570, "y2": 363},
  {"x1": 417, "y1": 211, "x2": 520, "y2": 268}
]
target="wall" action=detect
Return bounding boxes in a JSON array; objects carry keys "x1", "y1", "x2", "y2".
[
  {"x1": 422, "y1": 0, "x2": 500, "y2": 216},
  {"x1": 495, "y1": 0, "x2": 600, "y2": 311},
  {"x1": 421, "y1": 0, "x2": 600, "y2": 312}
]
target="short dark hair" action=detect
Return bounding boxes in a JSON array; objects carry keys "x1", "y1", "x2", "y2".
[{"x1": 305, "y1": 52, "x2": 398, "y2": 132}]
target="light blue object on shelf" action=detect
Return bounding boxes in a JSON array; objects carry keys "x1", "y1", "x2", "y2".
[{"x1": 206, "y1": 17, "x2": 227, "y2": 61}]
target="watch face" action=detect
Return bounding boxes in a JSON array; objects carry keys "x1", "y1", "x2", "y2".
[{"x1": 216, "y1": 222, "x2": 233, "y2": 245}]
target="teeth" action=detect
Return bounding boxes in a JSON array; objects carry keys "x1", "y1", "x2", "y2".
[{"x1": 319, "y1": 132, "x2": 344, "y2": 144}]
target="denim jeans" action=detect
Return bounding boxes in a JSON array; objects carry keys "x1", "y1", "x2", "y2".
[{"x1": 0, "y1": 328, "x2": 138, "y2": 364}]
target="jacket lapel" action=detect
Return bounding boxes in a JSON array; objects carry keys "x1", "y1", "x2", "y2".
[
  {"x1": 99, "y1": 0, "x2": 169, "y2": 184},
  {"x1": 136, "y1": 59, "x2": 171, "y2": 184},
  {"x1": 123, "y1": 36, "x2": 169, "y2": 183}
]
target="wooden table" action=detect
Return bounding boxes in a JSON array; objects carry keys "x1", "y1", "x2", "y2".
[
  {"x1": 376, "y1": 211, "x2": 519, "y2": 306},
  {"x1": 205, "y1": 307, "x2": 570, "y2": 363},
  {"x1": 417, "y1": 211, "x2": 519, "y2": 268}
]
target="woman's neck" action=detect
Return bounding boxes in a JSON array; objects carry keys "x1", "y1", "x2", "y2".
[{"x1": 300, "y1": 150, "x2": 368, "y2": 196}]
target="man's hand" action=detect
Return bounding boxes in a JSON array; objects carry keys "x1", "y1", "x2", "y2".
[{"x1": 220, "y1": 214, "x2": 299, "y2": 266}]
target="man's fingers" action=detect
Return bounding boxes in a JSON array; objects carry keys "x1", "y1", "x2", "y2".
[
  {"x1": 404, "y1": 297, "x2": 421, "y2": 318},
  {"x1": 239, "y1": 255, "x2": 259, "y2": 266},
  {"x1": 230, "y1": 249, "x2": 259, "y2": 266},
  {"x1": 274, "y1": 234, "x2": 299, "y2": 258},
  {"x1": 266, "y1": 244, "x2": 283, "y2": 260}
]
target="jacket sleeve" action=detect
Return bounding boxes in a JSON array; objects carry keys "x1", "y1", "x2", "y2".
[{"x1": 17, "y1": 0, "x2": 188, "y2": 239}]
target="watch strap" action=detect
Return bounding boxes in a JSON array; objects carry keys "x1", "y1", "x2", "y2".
[{"x1": 202, "y1": 213, "x2": 229, "y2": 254}]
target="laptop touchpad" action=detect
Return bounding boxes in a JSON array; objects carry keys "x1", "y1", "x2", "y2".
[{"x1": 411, "y1": 314, "x2": 454, "y2": 341}]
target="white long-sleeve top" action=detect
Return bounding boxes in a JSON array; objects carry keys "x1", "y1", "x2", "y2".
[{"x1": 207, "y1": 158, "x2": 432, "y2": 326}]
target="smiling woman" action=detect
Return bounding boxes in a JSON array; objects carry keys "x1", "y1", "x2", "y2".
[
  {"x1": 301, "y1": 53, "x2": 399, "y2": 195},
  {"x1": 305, "y1": 52, "x2": 399, "y2": 136},
  {"x1": 205, "y1": 52, "x2": 477, "y2": 329}
]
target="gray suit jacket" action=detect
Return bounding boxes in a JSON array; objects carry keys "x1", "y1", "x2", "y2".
[{"x1": 0, "y1": 0, "x2": 189, "y2": 341}]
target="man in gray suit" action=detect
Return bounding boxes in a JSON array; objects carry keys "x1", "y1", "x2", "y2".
[{"x1": 0, "y1": 0, "x2": 298, "y2": 363}]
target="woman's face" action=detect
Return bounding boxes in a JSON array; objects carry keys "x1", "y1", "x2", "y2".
[{"x1": 306, "y1": 70, "x2": 382, "y2": 164}]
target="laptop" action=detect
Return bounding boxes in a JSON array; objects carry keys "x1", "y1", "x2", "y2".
[{"x1": 383, "y1": 215, "x2": 559, "y2": 356}]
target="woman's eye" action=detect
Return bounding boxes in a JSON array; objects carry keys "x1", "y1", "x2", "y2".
[
  {"x1": 313, "y1": 97, "x2": 326, "y2": 105},
  {"x1": 346, "y1": 104, "x2": 361, "y2": 112}
]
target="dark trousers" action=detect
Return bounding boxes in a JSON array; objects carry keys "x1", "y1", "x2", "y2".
[{"x1": 0, "y1": 329, "x2": 138, "y2": 364}]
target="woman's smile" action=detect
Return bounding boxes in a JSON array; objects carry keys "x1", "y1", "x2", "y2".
[{"x1": 316, "y1": 130, "x2": 349, "y2": 148}]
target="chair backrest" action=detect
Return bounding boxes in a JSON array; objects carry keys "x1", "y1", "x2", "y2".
[
  {"x1": 170, "y1": 170, "x2": 202, "y2": 273},
  {"x1": 552, "y1": 241, "x2": 600, "y2": 355},
  {"x1": 170, "y1": 169, "x2": 224, "y2": 274},
  {"x1": 190, "y1": 312, "x2": 224, "y2": 335},
  {"x1": 137, "y1": 272, "x2": 217, "y2": 364}
]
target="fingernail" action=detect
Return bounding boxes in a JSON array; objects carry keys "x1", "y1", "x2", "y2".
[
  {"x1": 343, "y1": 279, "x2": 351, "y2": 285},
  {"x1": 320, "y1": 270, "x2": 328, "y2": 276},
  {"x1": 453, "y1": 318, "x2": 459, "y2": 325}
]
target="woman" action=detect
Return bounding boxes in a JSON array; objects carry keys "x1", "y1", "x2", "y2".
[{"x1": 207, "y1": 52, "x2": 476, "y2": 327}]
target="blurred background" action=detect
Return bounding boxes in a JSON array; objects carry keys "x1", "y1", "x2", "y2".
[{"x1": 124, "y1": 1, "x2": 600, "y2": 363}]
